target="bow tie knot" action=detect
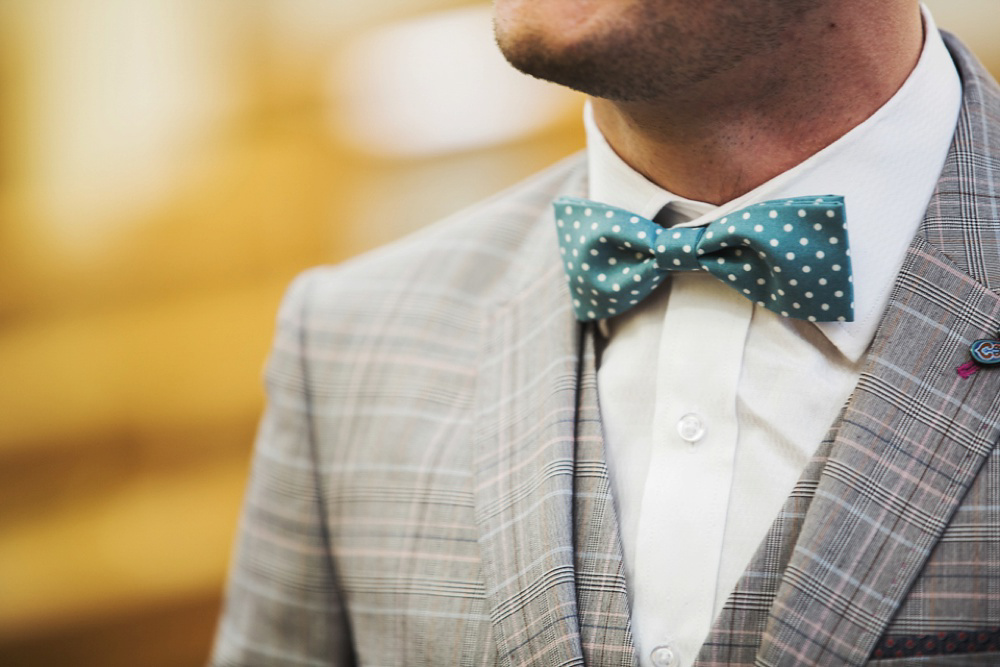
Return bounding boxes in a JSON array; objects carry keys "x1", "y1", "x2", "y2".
[
  {"x1": 653, "y1": 226, "x2": 703, "y2": 271},
  {"x1": 554, "y1": 195, "x2": 854, "y2": 323}
]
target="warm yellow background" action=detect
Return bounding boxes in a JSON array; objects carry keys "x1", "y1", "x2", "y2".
[{"x1": 1, "y1": 2, "x2": 997, "y2": 665}]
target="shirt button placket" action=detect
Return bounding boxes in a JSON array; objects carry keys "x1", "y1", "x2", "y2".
[
  {"x1": 676, "y1": 412, "x2": 705, "y2": 443},
  {"x1": 650, "y1": 643, "x2": 680, "y2": 667}
]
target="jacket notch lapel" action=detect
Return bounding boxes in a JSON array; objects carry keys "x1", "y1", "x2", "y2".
[{"x1": 471, "y1": 202, "x2": 588, "y2": 667}]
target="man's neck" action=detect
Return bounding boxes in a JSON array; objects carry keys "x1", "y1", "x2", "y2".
[{"x1": 591, "y1": 3, "x2": 924, "y2": 205}]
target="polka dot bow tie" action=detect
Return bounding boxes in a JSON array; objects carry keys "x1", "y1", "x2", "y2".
[{"x1": 553, "y1": 195, "x2": 854, "y2": 322}]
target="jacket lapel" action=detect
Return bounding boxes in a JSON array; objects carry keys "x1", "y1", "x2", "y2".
[
  {"x1": 472, "y1": 166, "x2": 635, "y2": 667},
  {"x1": 698, "y1": 34, "x2": 1000, "y2": 667}
]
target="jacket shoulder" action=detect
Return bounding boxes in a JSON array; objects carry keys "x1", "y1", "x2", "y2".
[{"x1": 286, "y1": 153, "x2": 586, "y2": 325}]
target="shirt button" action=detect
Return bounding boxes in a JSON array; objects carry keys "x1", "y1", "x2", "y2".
[
  {"x1": 650, "y1": 643, "x2": 680, "y2": 667},
  {"x1": 677, "y1": 412, "x2": 705, "y2": 443}
]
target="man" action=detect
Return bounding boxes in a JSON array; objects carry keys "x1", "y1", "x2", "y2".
[{"x1": 212, "y1": 0, "x2": 1000, "y2": 665}]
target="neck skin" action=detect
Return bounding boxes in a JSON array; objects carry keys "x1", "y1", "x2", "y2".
[{"x1": 591, "y1": 3, "x2": 924, "y2": 205}]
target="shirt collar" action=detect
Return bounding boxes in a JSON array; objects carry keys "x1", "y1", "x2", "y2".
[{"x1": 585, "y1": 4, "x2": 961, "y2": 363}]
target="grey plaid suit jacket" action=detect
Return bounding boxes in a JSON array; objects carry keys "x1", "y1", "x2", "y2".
[{"x1": 212, "y1": 34, "x2": 1000, "y2": 667}]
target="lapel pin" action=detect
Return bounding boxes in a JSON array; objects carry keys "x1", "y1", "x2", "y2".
[{"x1": 957, "y1": 337, "x2": 1000, "y2": 378}]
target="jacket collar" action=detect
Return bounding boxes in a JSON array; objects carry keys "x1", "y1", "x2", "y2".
[
  {"x1": 696, "y1": 33, "x2": 1000, "y2": 667},
  {"x1": 472, "y1": 163, "x2": 637, "y2": 667}
]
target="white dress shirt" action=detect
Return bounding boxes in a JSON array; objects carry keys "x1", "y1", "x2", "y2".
[{"x1": 590, "y1": 8, "x2": 962, "y2": 667}]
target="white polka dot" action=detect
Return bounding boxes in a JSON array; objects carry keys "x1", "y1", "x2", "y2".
[
  {"x1": 564, "y1": 206, "x2": 573, "y2": 215},
  {"x1": 717, "y1": 258, "x2": 726, "y2": 265},
  {"x1": 682, "y1": 245, "x2": 692, "y2": 253},
  {"x1": 564, "y1": 234, "x2": 571, "y2": 242},
  {"x1": 609, "y1": 258, "x2": 618, "y2": 265},
  {"x1": 835, "y1": 290, "x2": 844, "y2": 297},
  {"x1": 784, "y1": 224, "x2": 793, "y2": 232},
  {"x1": 759, "y1": 252, "x2": 767, "y2": 259},
  {"x1": 774, "y1": 266, "x2": 782, "y2": 273},
  {"x1": 577, "y1": 276, "x2": 584, "y2": 283},
  {"x1": 819, "y1": 278, "x2": 827, "y2": 285},
  {"x1": 584, "y1": 208, "x2": 592, "y2": 216},
  {"x1": 658, "y1": 245, "x2": 667, "y2": 253},
  {"x1": 576, "y1": 287, "x2": 583, "y2": 294},
  {"x1": 630, "y1": 216, "x2": 639, "y2": 223},
  {"x1": 591, "y1": 222, "x2": 599, "y2": 230},
  {"x1": 728, "y1": 274, "x2": 737, "y2": 281},
  {"x1": 581, "y1": 263, "x2": 590, "y2": 270},
  {"x1": 599, "y1": 236, "x2": 608, "y2": 243},
  {"x1": 786, "y1": 252, "x2": 795, "y2": 260},
  {"x1": 829, "y1": 237, "x2": 839, "y2": 244},
  {"x1": 821, "y1": 304, "x2": 830, "y2": 311},
  {"x1": 613, "y1": 284, "x2": 621, "y2": 292},
  {"x1": 799, "y1": 238, "x2": 808, "y2": 246},
  {"x1": 612, "y1": 225, "x2": 621, "y2": 233},
  {"x1": 815, "y1": 251, "x2": 825, "y2": 259},
  {"x1": 805, "y1": 291, "x2": 813, "y2": 298},
  {"x1": 743, "y1": 263, "x2": 752, "y2": 271},
  {"x1": 633, "y1": 274, "x2": 642, "y2": 282},
  {"x1": 572, "y1": 249, "x2": 578, "y2": 257},
  {"x1": 697, "y1": 248, "x2": 705, "y2": 255},
  {"x1": 608, "y1": 307, "x2": 617, "y2": 314},
  {"x1": 588, "y1": 311, "x2": 596, "y2": 318},
  {"x1": 598, "y1": 274, "x2": 607, "y2": 282},
  {"x1": 777, "y1": 289, "x2": 785, "y2": 296},
  {"x1": 826, "y1": 210, "x2": 836, "y2": 217},
  {"x1": 744, "y1": 289, "x2": 751, "y2": 295},
  {"x1": 770, "y1": 293, "x2": 777, "y2": 301},
  {"x1": 798, "y1": 210, "x2": 807, "y2": 218},
  {"x1": 728, "y1": 226, "x2": 736, "y2": 233},
  {"x1": 808, "y1": 316, "x2": 817, "y2": 322},
  {"x1": 629, "y1": 300, "x2": 638, "y2": 305},
  {"x1": 720, "y1": 217, "x2": 728, "y2": 224},
  {"x1": 573, "y1": 220, "x2": 580, "y2": 229},
  {"x1": 813, "y1": 223, "x2": 822, "y2": 231},
  {"x1": 573, "y1": 299, "x2": 580, "y2": 307},
  {"x1": 838, "y1": 316, "x2": 846, "y2": 322},
  {"x1": 590, "y1": 249, "x2": 598, "y2": 256},
  {"x1": 789, "y1": 279, "x2": 798, "y2": 286},
  {"x1": 832, "y1": 264, "x2": 841, "y2": 271},
  {"x1": 754, "y1": 224, "x2": 764, "y2": 232},
  {"x1": 624, "y1": 241, "x2": 632, "y2": 248},
  {"x1": 673, "y1": 259, "x2": 682, "y2": 266},
  {"x1": 781, "y1": 311, "x2": 789, "y2": 317},
  {"x1": 802, "y1": 266, "x2": 811, "y2": 273},
  {"x1": 635, "y1": 252, "x2": 644, "y2": 260},
  {"x1": 632, "y1": 290, "x2": 640, "y2": 295},
  {"x1": 560, "y1": 248, "x2": 567, "y2": 256},
  {"x1": 757, "y1": 278, "x2": 766, "y2": 285},
  {"x1": 793, "y1": 302, "x2": 800, "y2": 309},
  {"x1": 742, "y1": 212, "x2": 751, "y2": 220},
  {"x1": 706, "y1": 231, "x2": 715, "y2": 240},
  {"x1": 769, "y1": 210, "x2": 778, "y2": 219},
  {"x1": 672, "y1": 231, "x2": 682, "y2": 239},
  {"x1": 590, "y1": 299, "x2": 598, "y2": 306},
  {"x1": 606, "y1": 211, "x2": 614, "y2": 218},
  {"x1": 567, "y1": 262, "x2": 574, "y2": 270},
  {"x1": 757, "y1": 301, "x2": 766, "y2": 307},
  {"x1": 623, "y1": 267, "x2": 631, "y2": 275},
  {"x1": 557, "y1": 219, "x2": 564, "y2": 228}
]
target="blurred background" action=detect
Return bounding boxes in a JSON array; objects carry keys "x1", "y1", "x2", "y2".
[{"x1": 0, "y1": 1, "x2": 997, "y2": 665}]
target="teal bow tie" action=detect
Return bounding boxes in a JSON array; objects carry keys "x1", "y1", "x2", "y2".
[{"x1": 553, "y1": 195, "x2": 853, "y2": 323}]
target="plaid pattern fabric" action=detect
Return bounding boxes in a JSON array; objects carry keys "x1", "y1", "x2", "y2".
[
  {"x1": 695, "y1": 34, "x2": 1000, "y2": 667},
  {"x1": 212, "y1": 33, "x2": 1000, "y2": 667}
]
